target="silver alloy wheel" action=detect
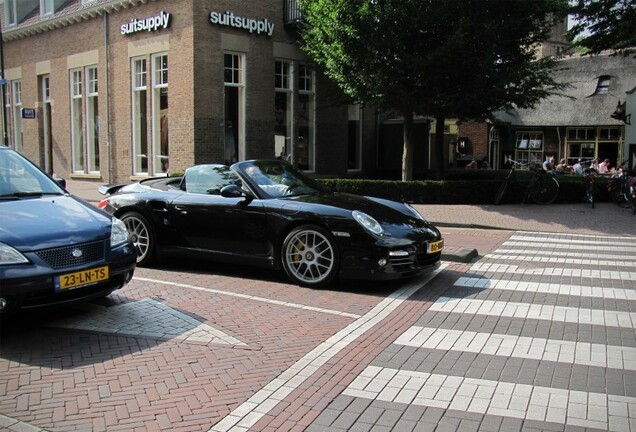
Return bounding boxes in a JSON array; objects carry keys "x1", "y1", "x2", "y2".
[
  {"x1": 283, "y1": 227, "x2": 336, "y2": 286},
  {"x1": 122, "y1": 213, "x2": 152, "y2": 265}
]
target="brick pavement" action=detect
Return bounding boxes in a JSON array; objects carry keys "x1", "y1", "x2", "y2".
[{"x1": 0, "y1": 180, "x2": 634, "y2": 431}]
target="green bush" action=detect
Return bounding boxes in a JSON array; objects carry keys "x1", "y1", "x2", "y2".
[{"x1": 318, "y1": 171, "x2": 611, "y2": 205}]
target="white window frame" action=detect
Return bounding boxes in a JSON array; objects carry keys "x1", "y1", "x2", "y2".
[
  {"x1": 41, "y1": 0, "x2": 54, "y2": 17},
  {"x1": 10, "y1": 80, "x2": 23, "y2": 152},
  {"x1": 85, "y1": 66, "x2": 99, "y2": 173},
  {"x1": 41, "y1": 75, "x2": 53, "y2": 173},
  {"x1": 595, "y1": 76, "x2": 610, "y2": 95},
  {"x1": 5, "y1": 0, "x2": 17, "y2": 26},
  {"x1": 70, "y1": 69, "x2": 84, "y2": 172},
  {"x1": 297, "y1": 63, "x2": 315, "y2": 172},
  {"x1": 515, "y1": 132, "x2": 543, "y2": 167},
  {"x1": 151, "y1": 52, "x2": 169, "y2": 175},
  {"x1": 131, "y1": 57, "x2": 148, "y2": 175},
  {"x1": 275, "y1": 60, "x2": 293, "y2": 161},
  {"x1": 223, "y1": 52, "x2": 245, "y2": 163}
]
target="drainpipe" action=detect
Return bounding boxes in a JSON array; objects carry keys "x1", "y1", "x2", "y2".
[{"x1": 104, "y1": 13, "x2": 112, "y2": 184}]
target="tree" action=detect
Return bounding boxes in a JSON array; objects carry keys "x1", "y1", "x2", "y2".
[
  {"x1": 299, "y1": 0, "x2": 568, "y2": 180},
  {"x1": 568, "y1": 0, "x2": 636, "y2": 54}
]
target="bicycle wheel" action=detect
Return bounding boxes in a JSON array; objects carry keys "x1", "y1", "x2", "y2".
[
  {"x1": 584, "y1": 176, "x2": 594, "y2": 208},
  {"x1": 612, "y1": 186, "x2": 632, "y2": 208},
  {"x1": 529, "y1": 176, "x2": 559, "y2": 204},
  {"x1": 494, "y1": 181, "x2": 508, "y2": 205}
]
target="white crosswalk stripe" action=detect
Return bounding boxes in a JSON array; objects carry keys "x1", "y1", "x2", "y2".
[
  {"x1": 468, "y1": 263, "x2": 636, "y2": 280},
  {"x1": 454, "y1": 277, "x2": 636, "y2": 300},
  {"x1": 429, "y1": 297, "x2": 636, "y2": 328},
  {"x1": 395, "y1": 327, "x2": 636, "y2": 370},
  {"x1": 343, "y1": 366, "x2": 636, "y2": 431},
  {"x1": 339, "y1": 231, "x2": 636, "y2": 431}
]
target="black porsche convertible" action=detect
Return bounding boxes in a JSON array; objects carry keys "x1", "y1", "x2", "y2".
[{"x1": 98, "y1": 159, "x2": 443, "y2": 287}]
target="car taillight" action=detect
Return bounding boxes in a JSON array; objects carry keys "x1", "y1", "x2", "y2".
[{"x1": 97, "y1": 199, "x2": 109, "y2": 209}]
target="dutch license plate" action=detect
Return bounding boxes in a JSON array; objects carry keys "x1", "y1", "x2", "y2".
[
  {"x1": 427, "y1": 239, "x2": 444, "y2": 254},
  {"x1": 55, "y1": 266, "x2": 109, "y2": 291}
]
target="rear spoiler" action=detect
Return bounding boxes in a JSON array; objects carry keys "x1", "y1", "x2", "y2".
[{"x1": 98, "y1": 184, "x2": 127, "y2": 196}]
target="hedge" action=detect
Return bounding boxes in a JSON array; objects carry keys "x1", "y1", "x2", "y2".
[{"x1": 317, "y1": 171, "x2": 614, "y2": 205}]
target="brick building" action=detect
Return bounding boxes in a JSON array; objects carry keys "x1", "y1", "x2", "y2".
[{"x1": 1, "y1": 0, "x2": 387, "y2": 184}]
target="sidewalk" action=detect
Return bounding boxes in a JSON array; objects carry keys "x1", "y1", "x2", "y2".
[{"x1": 65, "y1": 178, "x2": 636, "y2": 237}]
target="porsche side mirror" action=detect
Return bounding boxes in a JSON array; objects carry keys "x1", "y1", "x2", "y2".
[{"x1": 221, "y1": 184, "x2": 253, "y2": 201}]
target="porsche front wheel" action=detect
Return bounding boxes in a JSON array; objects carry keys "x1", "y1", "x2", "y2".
[
  {"x1": 282, "y1": 225, "x2": 339, "y2": 287},
  {"x1": 121, "y1": 212, "x2": 155, "y2": 266}
]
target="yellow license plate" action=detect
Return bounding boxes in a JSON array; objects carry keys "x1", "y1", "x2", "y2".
[
  {"x1": 428, "y1": 239, "x2": 444, "y2": 254},
  {"x1": 55, "y1": 266, "x2": 109, "y2": 291}
]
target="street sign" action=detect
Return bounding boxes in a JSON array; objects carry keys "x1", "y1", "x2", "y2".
[{"x1": 21, "y1": 108, "x2": 36, "y2": 119}]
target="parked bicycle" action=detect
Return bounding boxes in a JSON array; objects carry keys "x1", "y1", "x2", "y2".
[
  {"x1": 606, "y1": 160, "x2": 636, "y2": 215},
  {"x1": 494, "y1": 158, "x2": 560, "y2": 205},
  {"x1": 582, "y1": 163, "x2": 598, "y2": 208}
]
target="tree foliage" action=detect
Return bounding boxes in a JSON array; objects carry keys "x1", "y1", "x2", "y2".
[
  {"x1": 299, "y1": 0, "x2": 569, "y2": 180},
  {"x1": 568, "y1": 0, "x2": 636, "y2": 54}
]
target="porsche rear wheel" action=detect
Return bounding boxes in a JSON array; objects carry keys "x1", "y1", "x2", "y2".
[
  {"x1": 282, "y1": 225, "x2": 339, "y2": 287},
  {"x1": 121, "y1": 212, "x2": 155, "y2": 266}
]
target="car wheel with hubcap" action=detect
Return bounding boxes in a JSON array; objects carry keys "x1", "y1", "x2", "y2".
[
  {"x1": 121, "y1": 212, "x2": 155, "y2": 266},
  {"x1": 282, "y1": 225, "x2": 339, "y2": 287}
]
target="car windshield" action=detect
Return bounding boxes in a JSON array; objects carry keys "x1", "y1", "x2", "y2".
[
  {"x1": 0, "y1": 148, "x2": 65, "y2": 199},
  {"x1": 182, "y1": 164, "x2": 242, "y2": 195},
  {"x1": 235, "y1": 160, "x2": 327, "y2": 199}
]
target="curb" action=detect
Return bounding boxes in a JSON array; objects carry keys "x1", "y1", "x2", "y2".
[{"x1": 441, "y1": 246, "x2": 479, "y2": 263}]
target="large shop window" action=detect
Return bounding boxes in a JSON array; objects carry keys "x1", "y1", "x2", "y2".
[
  {"x1": 224, "y1": 53, "x2": 245, "y2": 164},
  {"x1": 131, "y1": 54, "x2": 169, "y2": 176},
  {"x1": 566, "y1": 128, "x2": 596, "y2": 166},
  {"x1": 131, "y1": 58, "x2": 148, "y2": 175},
  {"x1": 152, "y1": 53, "x2": 169, "y2": 175},
  {"x1": 70, "y1": 67, "x2": 100, "y2": 174},
  {"x1": 297, "y1": 63, "x2": 315, "y2": 171},
  {"x1": 566, "y1": 127, "x2": 621, "y2": 167},
  {"x1": 5, "y1": 80, "x2": 23, "y2": 152},
  {"x1": 515, "y1": 132, "x2": 543, "y2": 167},
  {"x1": 274, "y1": 60, "x2": 292, "y2": 161}
]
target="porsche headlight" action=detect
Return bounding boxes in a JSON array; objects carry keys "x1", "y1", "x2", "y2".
[
  {"x1": 352, "y1": 211, "x2": 384, "y2": 236},
  {"x1": 110, "y1": 217, "x2": 130, "y2": 248},
  {"x1": 405, "y1": 203, "x2": 425, "y2": 221},
  {"x1": 0, "y1": 242, "x2": 29, "y2": 265}
]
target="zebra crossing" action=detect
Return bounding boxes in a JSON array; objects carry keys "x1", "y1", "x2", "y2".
[{"x1": 311, "y1": 231, "x2": 636, "y2": 431}]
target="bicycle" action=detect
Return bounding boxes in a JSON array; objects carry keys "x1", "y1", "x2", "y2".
[
  {"x1": 582, "y1": 163, "x2": 598, "y2": 208},
  {"x1": 606, "y1": 160, "x2": 636, "y2": 215},
  {"x1": 494, "y1": 158, "x2": 560, "y2": 205}
]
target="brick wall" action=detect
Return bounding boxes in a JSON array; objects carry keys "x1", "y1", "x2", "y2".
[
  {"x1": 457, "y1": 121, "x2": 489, "y2": 157},
  {"x1": 2, "y1": 0, "x2": 355, "y2": 183}
]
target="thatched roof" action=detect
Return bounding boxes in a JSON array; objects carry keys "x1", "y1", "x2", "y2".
[{"x1": 494, "y1": 54, "x2": 636, "y2": 127}]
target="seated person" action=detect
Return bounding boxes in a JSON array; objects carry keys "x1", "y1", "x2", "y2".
[
  {"x1": 572, "y1": 159, "x2": 584, "y2": 176},
  {"x1": 543, "y1": 156, "x2": 555, "y2": 172},
  {"x1": 555, "y1": 158, "x2": 571, "y2": 175},
  {"x1": 598, "y1": 158, "x2": 611, "y2": 173},
  {"x1": 244, "y1": 165, "x2": 289, "y2": 197}
]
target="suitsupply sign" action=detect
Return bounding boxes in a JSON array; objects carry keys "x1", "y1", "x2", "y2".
[
  {"x1": 209, "y1": 11, "x2": 275, "y2": 36},
  {"x1": 121, "y1": 11, "x2": 171, "y2": 35}
]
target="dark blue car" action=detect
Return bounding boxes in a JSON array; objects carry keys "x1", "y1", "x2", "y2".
[{"x1": 0, "y1": 146, "x2": 136, "y2": 314}]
